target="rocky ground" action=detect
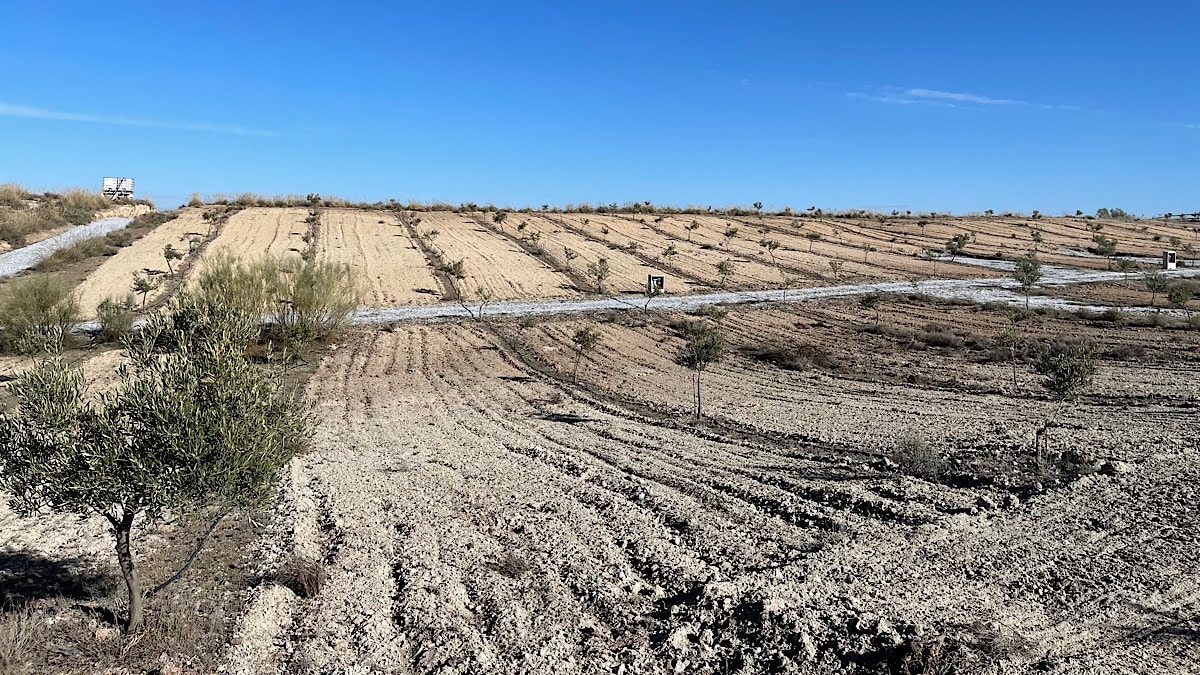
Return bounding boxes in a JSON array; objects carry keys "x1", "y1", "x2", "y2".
[{"x1": 222, "y1": 299, "x2": 1200, "y2": 674}]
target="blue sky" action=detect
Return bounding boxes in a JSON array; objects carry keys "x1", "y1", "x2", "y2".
[{"x1": 2, "y1": 1, "x2": 1196, "y2": 214}]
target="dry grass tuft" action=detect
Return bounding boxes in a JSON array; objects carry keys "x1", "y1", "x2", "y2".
[
  {"x1": 270, "y1": 556, "x2": 326, "y2": 598},
  {"x1": 0, "y1": 604, "x2": 36, "y2": 675}
]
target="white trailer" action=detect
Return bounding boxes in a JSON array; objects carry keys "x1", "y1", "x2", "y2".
[{"x1": 102, "y1": 177, "x2": 135, "y2": 201}]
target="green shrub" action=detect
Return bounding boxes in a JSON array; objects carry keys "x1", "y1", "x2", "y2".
[
  {"x1": 0, "y1": 275, "x2": 81, "y2": 353},
  {"x1": 1035, "y1": 342, "x2": 1096, "y2": 401},
  {"x1": 193, "y1": 253, "x2": 363, "y2": 348},
  {"x1": 96, "y1": 295, "x2": 136, "y2": 343},
  {"x1": 264, "y1": 257, "x2": 363, "y2": 344},
  {"x1": 193, "y1": 253, "x2": 273, "y2": 320}
]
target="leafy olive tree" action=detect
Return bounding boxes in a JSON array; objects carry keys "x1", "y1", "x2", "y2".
[
  {"x1": 944, "y1": 233, "x2": 970, "y2": 262},
  {"x1": 1167, "y1": 282, "x2": 1194, "y2": 318},
  {"x1": 0, "y1": 294, "x2": 310, "y2": 632},
  {"x1": 1092, "y1": 235, "x2": 1118, "y2": 268},
  {"x1": 674, "y1": 321, "x2": 726, "y2": 417},
  {"x1": 1032, "y1": 341, "x2": 1096, "y2": 465}
]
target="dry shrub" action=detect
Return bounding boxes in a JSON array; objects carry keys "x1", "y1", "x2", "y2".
[
  {"x1": 918, "y1": 324, "x2": 964, "y2": 348},
  {"x1": 271, "y1": 557, "x2": 326, "y2": 598},
  {"x1": 743, "y1": 344, "x2": 839, "y2": 371},
  {"x1": 0, "y1": 183, "x2": 32, "y2": 208},
  {"x1": 194, "y1": 253, "x2": 363, "y2": 347},
  {"x1": 0, "y1": 207, "x2": 63, "y2": 245},
  {"x1": 897, "y1": 622, "x2": 1032, "y2": 674},
  {"x1": 127, "y1": 211, "x2": 176, "y2": 229},
  {"x1": 892, "y1": 429, "x2": 944, "y2": 480},
  {"x1": 58, "y1": 188, "x2": 110, "y2": 225},
  {"x1": 1102, "y1": 343, "x2": 1146, "y2": 361},
  {"x1": 33, "y1": 236, "x2": 118, "y2": 272}
]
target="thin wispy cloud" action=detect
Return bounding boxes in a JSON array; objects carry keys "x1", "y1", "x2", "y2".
[
  {"x1": 850, "y1": 88, "x2": 1084, "y2": 112},
  {"x1": 905, "y1": 88, "x2": 1021, "y2": 106},
  {"x1": 0, "y1": 102, "x2": 279, "y2": 137}
]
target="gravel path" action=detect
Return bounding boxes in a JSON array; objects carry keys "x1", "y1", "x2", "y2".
[
  {"x1": 353, "y1": 261, "x2": 1200, "y2": 324},
  {"x1": 0, "y1": 217, "x2": 133, "y2": 278}
]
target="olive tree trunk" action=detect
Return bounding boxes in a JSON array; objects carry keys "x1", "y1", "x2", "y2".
[{"x1": 109, "y1": 510, "x2": 144, "y2": 632}]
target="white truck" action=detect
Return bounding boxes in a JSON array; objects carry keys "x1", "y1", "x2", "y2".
[{"x1": 102, "y1": 177, "x2": 135, "y2": 201}]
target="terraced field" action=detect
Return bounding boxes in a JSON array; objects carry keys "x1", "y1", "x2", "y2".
[
  {"x1": 318, "y1": 209, "x2": 440, "y2": 306},
  {"x1": 74, "y1": 208, "x2": 210, "y2": 313}
]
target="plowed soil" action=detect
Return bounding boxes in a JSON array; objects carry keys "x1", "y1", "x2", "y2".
[
  {"x1": 74, "y1": 208, "x2": 210, "y2": 314},
  {"x1": 206, "y1": 207, "x2": 312, "y2": 259},
  {"x1": 227, "y1": 299, "x2": 1200, "y2": 674},
  {"x1": 414, "y1": 211, "x2": 577, "y2": 301},
  {"x1": 318, "y1": 209, "x2": 441, "y2": 306}
]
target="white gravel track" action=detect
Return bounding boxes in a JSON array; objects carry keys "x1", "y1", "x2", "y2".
[{"x1": 0, "y1": 217, "x2": 133, "y2": 278}]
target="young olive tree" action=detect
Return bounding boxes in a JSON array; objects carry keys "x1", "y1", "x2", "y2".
[
  {"x1": 1012, "y1": 255, "x2": 1042, "y2": 308},
  {"x1": 1143, "y1": 268, "x2": 1168, "y2": 309},
  {"x1": 716, "y1": 260, "x2": 734, "y2": 288},
  {"x1": 1114, "y1": 258, "x2": 1137, "y2": 286},
  {"x1": 162, "y1": 244, "x2": 184, "y2": 277},
  {"x1": 859, "y1": 291, "x2": 883, "y2": 327},
  {"x1": 758, "y1": 238, "x2": 781, "y2": 269},
  {"x1": 571, "y1": 325, "x2": 601, "y2": 382},
  {"x1": 0, "y1": 293, "x2": 310, "y2": 632},
  {"x1": 131, "y1": 273, "x2": 160, "y2": 309},
  {"x1": 994, "y1": 326, "x2": 1024, "y2": 389},
  {"x1": 675, "y1": 321, "x2": 726, "y2": 417},
  {"x1": 827, "y1": 258, "x2": 845, "y2": 281},
  {"x1": 586, "y1": 257, "x2": 611, "y2": 295}
]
